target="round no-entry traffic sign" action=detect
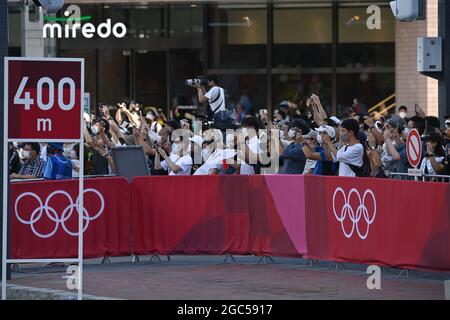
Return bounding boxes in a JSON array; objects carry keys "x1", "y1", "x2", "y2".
[{"x1": 406, "y1": 129, "x2": 422, "y2": 168}]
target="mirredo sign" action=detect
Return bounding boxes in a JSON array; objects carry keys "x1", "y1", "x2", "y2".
[{"x1": 43, "y1": 5, "x2": 127, "y2": 39}]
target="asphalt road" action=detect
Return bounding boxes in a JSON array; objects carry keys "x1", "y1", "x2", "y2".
[{"x1": 7, "y1": 255, "x2": 449, "y2": 300}]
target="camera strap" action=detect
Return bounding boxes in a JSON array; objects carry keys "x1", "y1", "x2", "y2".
[{"x1": 210, "y1": 88, "x2": 225, "y2": 115}]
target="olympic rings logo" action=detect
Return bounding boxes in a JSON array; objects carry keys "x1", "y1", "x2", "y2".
[
  {"x1": 14, "y1": 189, "x2": 105, "y2": 238},
  {"x1": 332, "y1": 187, "x2": 376, "y2": 240}
]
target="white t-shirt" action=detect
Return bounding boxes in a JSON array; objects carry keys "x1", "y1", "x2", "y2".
[
  {"x1": 204, "y1": 86, "x2": 225, "y2": 113},
  {"x1": 333, "y1": 143, "x2": 364, "y2": 177},
  {"x1": 240, "y1": 136, "x2": 261, "y2": 175},
  {"x1": 194, "y1": 149, "x2": 236, "y2": 175},
  {"x1": 303, "y1": 159, "x2": 317, "y2": 174},
  {"x1": 420, "y1": 156, "x2": 444, "y2": 175},
  {"x1": 161, "y1": 153, "x2": 193, "y2": 175}
]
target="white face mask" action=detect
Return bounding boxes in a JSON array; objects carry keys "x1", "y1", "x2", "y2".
[
  {"x1": 172, "y1": 142, "x2": 179, "y2": 155},
  {"x1": 201, "y1": 149, "x2": 210, "y2": 162},
  {"x1": 288, "y1": 129, "x2": 296, "y2": 139},
  {"x1": 22, "y1": 150, "x2": 31, "y2": 159},
  {"x1": 156, "y1": 135, "x2": 162, "y2": 144},
  {"x1": 399, "y1": 112, "x2": 407, "y2": 119},
  {"x1": 403, "y1": 127, "x2": 410, "y2": 138},
  {"x1": 91, "y1": 125, "x2": 99, "y2": 136},
  {"x1": 70, "y1": 151, "x2": 77, "y2": 159},
  {"x1": 317, "y1": 134, "x2": 323, "y2": 145}
]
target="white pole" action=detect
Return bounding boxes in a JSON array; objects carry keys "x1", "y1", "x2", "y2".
[
  {"x1": 77, "y1": 59, "x2": 85, "y2": 301},
  {"x1": 77, "y1": 140, "x2": 84, "y2": 300},
  {"x1": 2, "y1": 58, "x2": 9, "y2": 300}
]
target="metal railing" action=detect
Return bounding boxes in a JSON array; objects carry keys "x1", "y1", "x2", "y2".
[
  {"x1": 389, "y1": 172, "x2": 450, "y2": 183},
  {"x1": 368, "y1": 93, "x2": 396, "y2": 113}
]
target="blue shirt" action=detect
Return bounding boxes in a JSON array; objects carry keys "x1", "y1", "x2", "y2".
[
  {"x1": 395, "y1": 141, "x2": 426, "y2": 174},
  {"x1": 313, "y1": 146, "x2": 337, "y2": 176},
  {"x1": 44, "y1": 154, "x2": 73, "y2": 180},
  {"x1": 279, "y1": 143, "x2": 306, "y2": 174}
]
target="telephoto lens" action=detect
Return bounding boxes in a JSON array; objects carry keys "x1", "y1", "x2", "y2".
[{"x1": 185, "y1": 79, "x2": 196, "y2": 86}]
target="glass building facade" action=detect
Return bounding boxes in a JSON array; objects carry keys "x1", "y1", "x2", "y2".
[{"x1": 8, "y1": 1, "x2": 396, "y2": 117}]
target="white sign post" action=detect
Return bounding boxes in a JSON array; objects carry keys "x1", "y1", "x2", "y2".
[{"x1": 2, "y1": 57, "x2": 85, "y2": 300}]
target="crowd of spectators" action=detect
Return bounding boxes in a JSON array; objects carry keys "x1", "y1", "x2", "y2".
[{"x1": 8, "y1": 76, "x2": 450, "y2": 181}]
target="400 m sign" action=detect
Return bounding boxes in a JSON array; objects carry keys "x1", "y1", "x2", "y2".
[{"x1": 5, "y1": 58, "x2": 83, "y2": 140}]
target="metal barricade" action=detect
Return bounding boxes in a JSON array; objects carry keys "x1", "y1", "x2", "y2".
[{"x1": 389, "y1": 172, "x2": 450, "y2": 183}]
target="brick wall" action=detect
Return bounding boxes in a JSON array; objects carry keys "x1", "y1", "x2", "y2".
[{"x1": 395, "y1": 0, "x2": 439, "y2": 117}]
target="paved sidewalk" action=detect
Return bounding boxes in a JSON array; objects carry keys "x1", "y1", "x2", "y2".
[{"x1": 6, "y1": 255, "x2": 448, "y2": 300}]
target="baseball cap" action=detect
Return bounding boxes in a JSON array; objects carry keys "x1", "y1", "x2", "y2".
[
  {"x1": 276, "y1": 119, "x2": 291, "y2": 128},
  {"x1": 315, "y1": 125, "x2": 336, "y2": 139},
  {"x1": 48, "y1": 143, "x2": 64, "y2": 152},
  {"x1": 189, "y1": 135, "x2": 203, "y2": 147},
  {"x1": 387, "y1": 115, "x2": 406, "y2": 131},
  {"x1": 303, "y1": 131, "x2": 318, "y2": 140},
  {"x1": 329, "y1": 116, "x2": 342, "y2": 126}
]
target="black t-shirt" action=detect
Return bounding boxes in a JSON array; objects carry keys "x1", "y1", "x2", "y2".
[
  {"x1": 91, "y1": 150, "x2": 109, "y2": 175},
  {"x1": 9, "y1": 149, "x2": 21, "y2": 174}
]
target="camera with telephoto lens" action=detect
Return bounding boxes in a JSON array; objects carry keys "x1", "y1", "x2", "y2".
[{"x1": 185, "y1": 76, "x2": 207, "y2": 87}]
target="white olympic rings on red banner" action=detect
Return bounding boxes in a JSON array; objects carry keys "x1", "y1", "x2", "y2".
[
  {"x1": 14, "y1": 189, "x2": 105, "y2": 238},
  {"x1": 332, "y1": 187, "x2": 376, "y2": 240}
]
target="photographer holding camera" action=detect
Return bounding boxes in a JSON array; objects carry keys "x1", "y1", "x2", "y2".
[{"x1": 191, "y1": 75, "x2": 225, "y2": 115}]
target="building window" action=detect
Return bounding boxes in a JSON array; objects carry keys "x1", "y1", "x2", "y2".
[
  {"x1": 337, "y1": 3, "x2": 395, "y2": 113},
  {"x1": 98, "y1": 50, "x2": 131, "y2": 105},
  {"x1": 338, "y1": 4, "x2": 395, "y2": 68},
  {"x1": 208, "y1": 4, "x2": 267, "y2": 69},
  {"x1": 169, "y1": 5, "x2": 203, "y2": 38},
  {"x1": 273, "y1": 3, "x2": 332, "y2": 68},
  {"x1": 103, "y1": 5, "x2": 165, "y2": 39}
]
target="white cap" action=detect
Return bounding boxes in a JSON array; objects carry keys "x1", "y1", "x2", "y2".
[
  {"x1": 329, "y1": 116, "x2": 342, "y2": 125},
  {"x1": 315, "y1": 125, "x2": 336, "y2": 139},
  {"x1": 189, "y1": 135, "x2": 204, "y2": 147}
]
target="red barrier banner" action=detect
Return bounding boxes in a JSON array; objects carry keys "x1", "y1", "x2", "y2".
[
  {"x1": 249, "y1": 175, "x2": 307, "y2": 257},
  {"x1": 9, "y1": 174, "x2": 450, "y2": 273},
  {"x1": 130, "y1": 176, "x2": 250, "y2": 255},
  {"x1": 305, "y1": 176, "x2": 450, "y2": 272},
  {"x1": 10, "y1": 177, "x2": 132, "y2": 259}
]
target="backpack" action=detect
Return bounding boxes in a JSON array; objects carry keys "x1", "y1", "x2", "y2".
[{"x1": 346, "y1": 143, "x2": 370, "y2": 177}]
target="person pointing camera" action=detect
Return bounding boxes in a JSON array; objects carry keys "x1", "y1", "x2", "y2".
[{"x1": 192, "y1": 74, "x2": 226, "y2": 116}]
